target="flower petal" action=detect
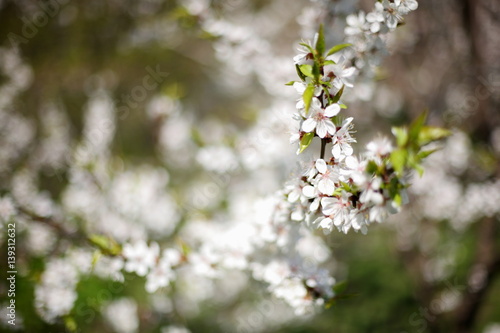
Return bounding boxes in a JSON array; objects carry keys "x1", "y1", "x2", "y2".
[
  {"x1": 315, "y1": 159, "x2": 327, "y2": 174},
  {"x1": 324, "y1": 104, "x2": 341, "y2": 117},
  {"x1": 302, "y1": 118, "x2": 316, "y2": 132}
]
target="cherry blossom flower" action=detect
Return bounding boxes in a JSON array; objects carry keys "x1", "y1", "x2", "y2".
[
  {"x1": 345, "y1": 11, "x2": 368, "y2": 36},
  {"x1": 323, "y1": 55, "x2": 356, "y2": 89},
  {"x1": 359, "y1": 177, "x2": 384, "y2": 206},
  {"x1": 302, "y1": 184, "x2": 321, "y2": 212},
  {"x1": 382, "y1": 0, "x2": 403, "y2": 29},
  {"x1": 366, "y1": 2, "x2": 386, "y2": 33},
  {"x1": 293, "y1": 40, "x2": 314, "y2": 65},
  {"x1": 302, "y1": 99, "x2": 340, "y2": 138},
  {"x1": 314, "y1": 159, "x2": 340, "y2": 195},
  {"x1": 397, "y1": 0, "x2": 418, "y2": 15},
  {"x1": 320, "y1": 192, "x2": 352, "y2": 231},
  {"x1": 366, "y1": 136, "x2": 393, "y2": 161},
  {"x1": 123, "y1": 241, "x2": 159, "y2": 277},
  {"x1": 331, "y1": 117, "x2": 356, "y2": 160}
]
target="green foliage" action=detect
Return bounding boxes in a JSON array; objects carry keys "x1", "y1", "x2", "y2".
[
  {"x1": 326, "y1": 43, "x2": 352, "y2": 56},
  {"x1": 390, "y1": 111, "x2": 451, "y2": 176},
  {"x1": 332, "y1": 85, "x2": 344, "y2": 103},
  {"x1": 296, "y1": 64, "x2": 307, "y2": 81},
  {"x1": 299, "y1": 132, "x2": 315, "y2": 153},
  {"x1": 315, "y1": 24, "x2": 326, "y2": 56},
  {"x1": 303, "y1": 84, "x2": 315, "y2": 113},
  {"x1": 299, "y1": 64, "x2": 314, "y2": 79},
  {"x1": 88, "y1": 234, "x2": 121, "y2": 256}
]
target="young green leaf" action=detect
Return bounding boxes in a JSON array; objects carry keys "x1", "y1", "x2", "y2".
[
  {"x1": 392, "y1": 126, "x2": 408, "y2": 147},
  {"x1": 409, "y1": 110, "x2": 428, "y2": 144},
  {"x1": 417, "y1": 148, "x2": 439, "y2": 160},
  {"x1": 299, "y1": 42, "x2": 314, "y2": 53},
  {"x1": 315, "y1": 24, "x2": 325, "y2": 56},
  {"x1": 312, "y1": 61, "x2": 320, "y2": 80},
  {"x1": 295, "y1": 64, "x2": 306, "y2": 81},
  {"x1": 332, "y1": 280, "x2": 348, "y2": 294},
  {"x1": 418, "y1": 126, "x2": 452, "y2": 146},
  {"x1": 299, "y1": 64, "x2": 314, "y2": 78},
  {"x1": 285, "y1": 81, "x2": 296, "y2": 86},
  {"x1": 326, "y1": 43, "x2": 352, "y2": 56},
  {"x1": 390, "y1": 148, "x2": 408, "y2": 175},
  {"x1": 299, "y1": 132, "x2": 314, "y2": 153},
  {"x1": 332, "y1": 85, "x2": 345, "y2": 103},
  {"x1": 88, "y1": 234, "x2": 122, "y2": 256},
  {"x1": 303, "y1": 84, "x2": 315, "y2": 113}
]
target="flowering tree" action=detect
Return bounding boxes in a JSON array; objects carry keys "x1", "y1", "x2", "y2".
[{"x1": 1, "y1": 0, "x2": 499, "y2": 333}]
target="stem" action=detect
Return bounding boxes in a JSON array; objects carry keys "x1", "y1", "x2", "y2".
[{"x1": 320, "y1": 138, "x2": 327, "y2": 159}]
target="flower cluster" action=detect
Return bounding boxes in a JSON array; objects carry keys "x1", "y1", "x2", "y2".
[
  {"x1": 286, "y1": 25, "x2": 407, "y2": 236},
  {"x1": 344, "y1": 0, "x2": 418, "y2": 72}
]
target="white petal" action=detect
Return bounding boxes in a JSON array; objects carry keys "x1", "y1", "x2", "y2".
[
  {"x1": 342, "y1": 117, "x2": 354, "y2": 127},
  {"x1": 302, "y1": 118, "x2": 316, "y2": 132},
  {"x1": 321, "y1": 197, "x2": 337, "y2": 214},
  {"x1": 302, "y1": 185, "x2": 316, "y2": 198},
  {"x1": 343, "y1": 144, "x2": 353, "y2": 156},
  {"x1": 333, "y1": 215, "x2": 343, "y2": 227},
  {"x1": 315, "y1": 159, "x2": 327, "y2": 174},
  {"x1": 310, "y1": 198, "x2": 320, "y2": 212},
  {"x1": 319, "y1": 217, "x2": 333, "y2": 230},
  {"x1": 324, "y1": 104, "x2": 341, "y2": 117},
  {"x1": 345, "y1": 156, "x2": 358, "y2": 169},
  {"x1": 296, "y1": 99, "x2": 305, "y2": 110},
  {"x1": 318, "y1": 179, "x2": 335, "y2": 195},
  {"x1": 310, "y1": 97, "x2": 322, "y2": 110},
  {"x1": 288, "y1": 189, "x2": 300, "y2": 203},
  {"x1": 293, "y1": 82, "x2": 305, "y2": 94},
  {"x1": 341, "y1": 67, "x2": 356, "y2": 78},
  {"x1": 316, "y1": 121, "x2": 327, "y2": 138},
  {"x1": 324, "y1": 120, "x2": 337, "y2": 135},
  {"x1": 332, "y1": 144, "x2": 341, "y2": 159},
  {"x1": 346, "y1": 14, "x2": 358, "y2": 26}
]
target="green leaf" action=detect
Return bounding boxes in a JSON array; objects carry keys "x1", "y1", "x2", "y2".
[
  {"x1": 64, "y1": 316, "x2": 78, "y2": 332},
  {"x1": 332, "y1": 280, "x2": 348, "y2": 294},
  {"x1": 312, "y1": 61, "x2": 320, "y2": 80},
  {"x1": 332, "y1": 85, "x2": 345, "y2": 103},
  {"x1": 176, "y1": 238, "x2": 191, "y2": 257},
  {"x1": 332, "y1": 187, "x2": 344, "y2": 196},
  {"x1": 303, "y1": 84, "x2": 315, "y2": 113},
  {"x1": 409, "y1": 110, "x2": 428, "y2": 143},
  {"x1": 295, "y1": 64, "x2": 306, "y2": 81},
  {"x1": 418, "y1": 126, "x2": 452, "y2": 146},
  {"x1": 393, "y1": 192, "x2": 402, "y2": 207},
  {"x1": 91, "y1": 250, "x2": 101, "y2": 270},
  {"x1": 390, "y1": 148, "x2": 408, "y2": 175},
  {"x1": 315, "y1": 24, "x2": 325, "y2": 56},
  {"x1": 299, "y1": 42, "x2": 314, "y2": 53},
  {"x1": 326, "y1": 43, "x2": 352, "y2": 56},
  {"x1": 340, "y1": 182, "x2": 352, "y2": 192},
  {"x1": 366, "y1": 160, "x2": 379, "y2": 174},
  {"x1": 285, "y1": 81, "x2": 296, "y2": 86},
  {"x1": 299, "y1": 132, "x2": 314, "y2": 154},
  {"x1": 392, "y1": 126, "x2": 408, "y2": 147},
  {"x1": 417, "y1": 148, "x2": 439, "y2": 160},
  {"x1": 339, "y1": 103, "x2": 347, "y2": 109},
  {"x1": 415, "y1": 164, "x2": 425, "y2": 177},
  {"x1": 299, "y1": 64, "x2": 314, "y2": 78},
  {"x1": 88, "y1": 234, "x2": 121, "y2": 256}
]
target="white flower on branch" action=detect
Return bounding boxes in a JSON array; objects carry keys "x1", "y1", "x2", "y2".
[{"x1": 301, "y1": 98, "x2": 340, "y2": 138}]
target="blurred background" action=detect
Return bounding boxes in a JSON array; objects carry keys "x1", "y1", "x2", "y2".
[{"x1": 0, "y1": 0, "x2": 499, "y2": 332}]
